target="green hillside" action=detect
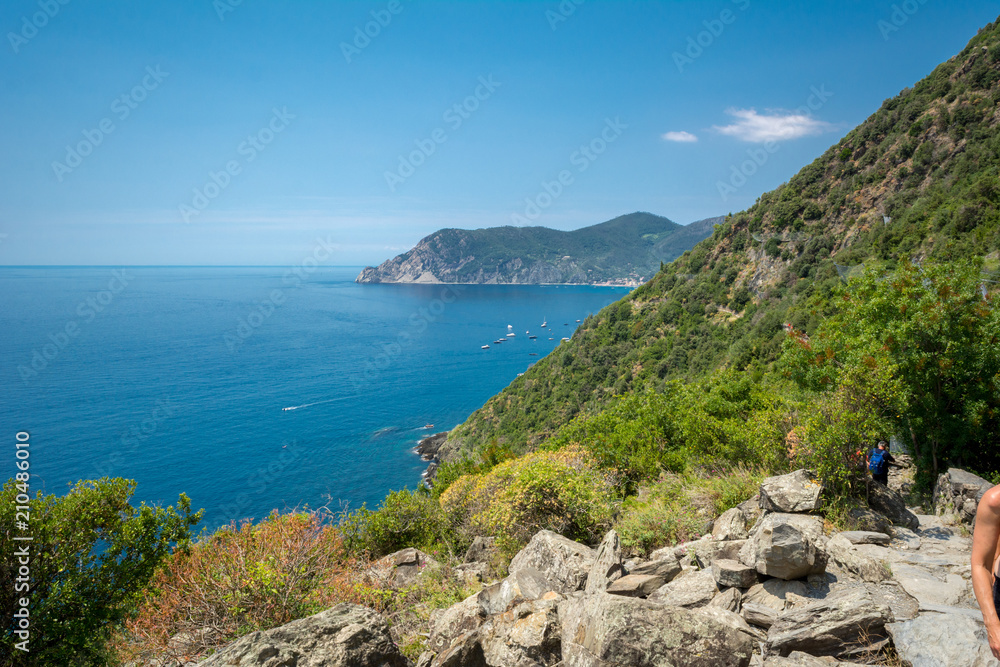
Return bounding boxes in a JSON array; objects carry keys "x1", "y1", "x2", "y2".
[
  {"x1": 356, "y1": 212, "x2": 719, "y2": 285},
  {"x1": 441, "y1": 17, "x2": 1000, "y2": 461}
]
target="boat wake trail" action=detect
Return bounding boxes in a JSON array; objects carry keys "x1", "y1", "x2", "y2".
[{"x1": 281, "y1": 396, "x2": 359, "y2": 412}]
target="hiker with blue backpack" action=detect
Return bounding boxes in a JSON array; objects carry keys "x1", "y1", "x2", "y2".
[{"x1": 866, "y1": 440, "x2": 897, "y2": 486}]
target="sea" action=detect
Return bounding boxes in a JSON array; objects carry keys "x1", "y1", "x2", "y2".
[{"x1": 0, "y1": 267, "x2": 631, "y2": 533}]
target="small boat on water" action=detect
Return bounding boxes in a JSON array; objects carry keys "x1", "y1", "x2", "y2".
[
  {"x1": 562, "y1": 337, "x2": 570, "y2": 341},
  {"x1": 507, "y1": 333, "x2": 516, "y2": 337},
  {"x1": 529, "y1": 353, "x2": 538, "y2": 356},
  {"x1": 482, "y1": 345, "x2": 490, "y2": 349},
  {"x1": 425, "y1": 424, "x2": 434, "y2": 429},
  {"x1": 541, "y1": 318, "x2": 547, "y2": 327},
  {"x1": 576, "y1": 319, "x2": 581, "y2": 323},
  {"x1": 528, "y1": 335, "x2": 537, "y2": 339}
]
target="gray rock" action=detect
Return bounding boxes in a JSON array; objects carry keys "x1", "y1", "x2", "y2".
[
  {"x1": 713, "y1": 508, "x2": 750, "y2": 540},
  {"x1": 479, "y1": 593, "x2": 563, "y2": 667},
  {"x1": 605, "y1": 574, "x2": 666, "y2": 598},
  {"x1": 890, "y1": 563, "x2": 970, "y2": 607},
  {"x1": 743, "y1": 602, "x2": 779, "y2": 629},
  {"x1": 888, "y1": 611, "x2": 1000, "y2": 666},
  {"x1": 889, "y1": 525, "x2": 922, "y2": 550},
  {"x1": 508, "y1": 530, "x2": 596, "y2": 594},
  {"x1": 759, "y1": 470, "x2": 824, "y2": 513},
  {"x1": 197, "y1": 604, "x2": 409, "y2": 667},
  {"x1": 455, "y1": 562, "x2": 489, "y2": 586},
  {"x1": 763, "y1": 652, "x2": 860, "y2": 665},
  {"x1": 416, "y1": 651, "x2": 435, "y2": 667},
  {"x1": 845, "y1": 507, "x2": 893, "y2": 534},
  {"x1": 478, "y1": 567, "x2": 553, "y2": 616},
  {"x1": 647, "y1": 568, "x2": 719, "y2": 608},
  {"x1": 584, "y1": 530, "x2": 624, "y2": 595},
  {"x1": 431, "y1": 631, "x2": 486, "y2": 667},
  {"x1": 368, "y1": 547, "x2": 440, "y2": 589},
  {"x1": 560, "y1": 591, "x2": 755, "y2": 666},
  {"x1": 766, "y1": 586, "x2": 893, "y2": 658},
  {"x1": 627, "y1": 554, "x2": 682, "y2": 583},
  {"x1": 713, "y1": 558, "x2": 759, "y2": 589},
  {"x1": 673, "y1": 537, "x2": 748, "y2": 568},
  {"x1": 744, "y1": 579, "x2": 809, "y2": 612},
  {"x1": 427, "y1": 593, "x2": 484, "y2": 654},
  {"x1": 464, "y1": 536, "x2": 497, "y2": 564},
  {"x1": 825, "y1": 534, "x2": 889, "y2": 583},
  {"x1": 710, "y1": 587, "x2": 743, "y2": 613},
  {"x1": 740, "y1": 513, "x2": 827, "y2": 581},
  {"x1": 865, "y1": 478, "x2": 919, "y2": 531},
  {"x1": 837, "y1": 531, "x2": 890, "y2": 546},
  {"x1": 934, "y1": 468, "x2": 994, "y2": 527}
]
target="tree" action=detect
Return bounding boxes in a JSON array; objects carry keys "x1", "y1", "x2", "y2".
[
  {"x1": 783, "y1": 259, "x2": 1000, "y2": 483},
  {"x1": 0, "y1": 478, "x2": 201, "y2": 666}
]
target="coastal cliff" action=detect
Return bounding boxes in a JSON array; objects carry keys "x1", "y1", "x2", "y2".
[{"x1": 356, "y1": 212, "x2": 720, "y2": 286}]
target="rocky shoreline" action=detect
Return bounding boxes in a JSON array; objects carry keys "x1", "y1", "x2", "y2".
[{"x1": 416, "y1": 431, "x2": 448, "y2": 486}]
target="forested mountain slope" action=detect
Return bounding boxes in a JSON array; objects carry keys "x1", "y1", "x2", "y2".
[
  {"x1": 356, "y1": 212, "x2": 719, "y2": 285},
  {"x1": 441, "y1": 18, "x2": 1000, "y2": 461}
]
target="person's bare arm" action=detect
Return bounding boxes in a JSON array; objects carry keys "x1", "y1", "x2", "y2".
[{"x1": 972, "y1": 485, "x2": 1000, "y2": 660}]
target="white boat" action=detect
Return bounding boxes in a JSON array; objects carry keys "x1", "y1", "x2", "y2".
[
  {"x1": 541, "y1": 318, "x2": 547, "y2": 327},
  {"x1": 507, "y1": 333, "x2": 516, "y2": 337},
  {"x1": 481, "y1": 345, "x2": 490, "y2": 349},
  {"x1": 507, "y1": 324, "x2": 513, "y2": 330}
]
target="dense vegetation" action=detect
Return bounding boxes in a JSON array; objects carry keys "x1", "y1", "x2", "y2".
[
  {"x1": 0, "y1": 479, "x2": 199, "y2": 666},
  {"x1": 356, "y1": 212, "x2": 719, "y2": 284},
  {"x1": 442, "y1": 19, "x2": 1000, "y2": 460}
]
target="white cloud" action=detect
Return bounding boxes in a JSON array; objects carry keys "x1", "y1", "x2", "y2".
[
  {"x1": 661, "y1": 130, "x2": 698, "y2": 143},
  {"x1": 713, "y1": 108, "x2": 834, "y2": 143}
]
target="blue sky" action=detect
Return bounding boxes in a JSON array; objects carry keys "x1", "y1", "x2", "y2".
[{"x1": 1, "y1": 1, "x2": 997, "y2": 266}]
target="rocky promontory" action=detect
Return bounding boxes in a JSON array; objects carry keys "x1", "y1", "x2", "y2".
[{"x1": 356, "y1": 213, "x2": 720, "y2": 285}]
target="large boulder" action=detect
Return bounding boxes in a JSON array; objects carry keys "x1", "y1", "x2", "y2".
[
  {"x1": 584, "y1": 530, "x2": 625, "y2": 595},
  {"x1": 646, "y1": 568, "x2": 719, "y2": 608},
  {"x1": 845, "y1": 507, "x2": 893, "y2": 534},
  {"x1": 671, "y1": 537, "x2": 747, "y2": 568},
  {"x1": 605, "y1": 574, "x2": 666, "y2": 598},
  {"x1": 824, "y1": 534, "x2": 889, "y2": 583},
  {"x1": 368, "y1": 547, "x2": 440, "y2": 589},
  {"x1": 560, "y1": 591, "x2": 755, "y2": 666},
  {"x1": 197, "y1": 604, "x2": 409, "y2": 667},
  {"x1": 864, "y1": 479, "x2": 919, "y2": 531},
  {"x1": 713, "y1": 507, "x2": 749, "y2": 540},
  {"x1": 759, "y1": 470, "x2": 824, "y2": 513},
  {"x1": 713, "y1": 558, "x2": 759, "y2": 589},
  {"x1": 508, "y1": 530, "x2": 596, "y2": 594},
  {"x1": 740, "y1": 513, "x2": 827, "y2": 581},
  {"x1": 627, "y1": 553, "x2": 682, "y2": 582},
  {"x1": 478, "y1": 567, "x2": 553, "y2": 616},
  {"x1": 766, "y1": 587, "x2": 894, "y2": 658},
  {"x1": 887, "y1": 611, "x2": 1000, "y2": 667},
  {"x1": 743, "y1": 579, "x2": 809, "y2": 612},
  {"x1": 934, "y1": 468, "x2": 995, "y2": 526},
  {"x1": 478, "y1": 593, "x2": 563, "y2": 667},
  {"x1": 427, "y1": 593, "x2": 484, "y2": 654}
]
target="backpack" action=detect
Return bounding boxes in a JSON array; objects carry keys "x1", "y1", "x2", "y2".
[{"x1": 869, "y1": 449, "x2": 888, "y2": 475}]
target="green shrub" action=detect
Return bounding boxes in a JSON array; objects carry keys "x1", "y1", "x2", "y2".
[
  {"x1": 615, "y1": 468, "x2": 763, "y2": 556},
  {"x1": 0, "y1": 478, "x2": 201, "y2": 666},
  {"x1": 440, "y1": 446, "x2": 615, "y2": 558},
  {"x1": 339, "y1": 489, "x2": 456, "y2": 559}
]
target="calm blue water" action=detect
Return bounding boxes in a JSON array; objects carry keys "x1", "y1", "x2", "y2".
[{"x1": 0, "y1": 267, "x2": 629, "y2": 532}]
